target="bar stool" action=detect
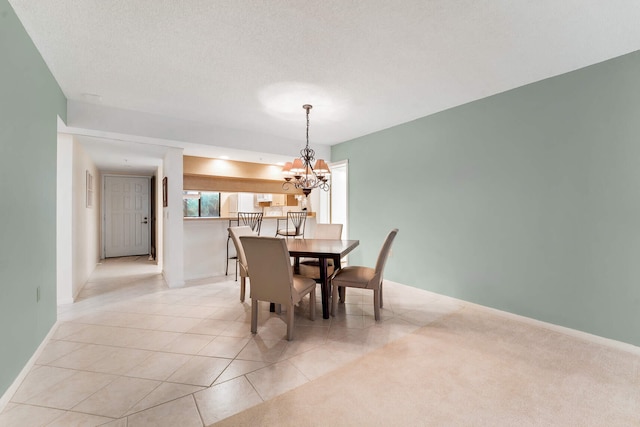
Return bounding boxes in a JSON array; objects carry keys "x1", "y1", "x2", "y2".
[
  {"x1": 226, "y1": 212, "x2": 263, "y2": 279},
  {"x1": 275, "y1": 211, "x2": 307, "y2": 239}
]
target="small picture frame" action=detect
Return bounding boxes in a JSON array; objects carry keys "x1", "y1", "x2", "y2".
[
  {"x1": 162, "y1": 177, "x2": 168, "y2": 207},
  {"x1": 86, "y1": 170, "x2": 94, "y2": 208}
]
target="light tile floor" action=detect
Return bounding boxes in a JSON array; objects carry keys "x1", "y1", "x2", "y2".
[{"x1": 0, "y1": 256, "x2": 463, "y2": 426}]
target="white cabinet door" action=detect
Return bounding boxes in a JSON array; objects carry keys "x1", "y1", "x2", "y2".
[{"x1": 238, "y1": 193, "x2": 256, "y2": 211}]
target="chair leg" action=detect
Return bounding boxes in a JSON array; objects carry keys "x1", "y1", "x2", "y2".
[
  {"x1": 331, "y1": 282, "x2": 339, "y2": 316},
  {"x1": 373, "y1": 289, "x2": 381, "y2": 321},
  {"x1": 309, "y1": 287, "x2": 316, "y2": 321},
  {"x1": 286, "y1": 304, "x2": 295, "y2": 341},
  {"x1": 380, "y1": 281, "x2": 383, "y2": 308},
  {"x1": 251, "y1": 299, "x2": 258, "y2": 333},
  {"x1": 240, "y1": 276, "x2": 246, "y2": 302},
  {"x1": 225, "y1": 236, "x2": 230, "y2": 275},
  {"x1": 339, "y1": 286, "x2": 345, "y2": 303}
]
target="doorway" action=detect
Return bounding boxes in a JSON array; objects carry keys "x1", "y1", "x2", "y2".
[
  {"x1": 329, "y1": 160, "x2": 348, "y2": 239},
  {"x1": 103, "y1": 175, "x2": 151, "y2": 258}
]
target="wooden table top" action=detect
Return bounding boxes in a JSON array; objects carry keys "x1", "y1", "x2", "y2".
[{"x1": 286, "y1": 239, "x2": 359, "y2": 258}]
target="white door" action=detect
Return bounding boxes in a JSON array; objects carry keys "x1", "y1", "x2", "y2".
[{"x1": 104, "y1": 176, "x2": 150, "y2": 258}]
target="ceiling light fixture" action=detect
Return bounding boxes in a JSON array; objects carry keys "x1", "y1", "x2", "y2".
[{"x1": 282, "y1": 104, "x2": 330, "y2": 197}]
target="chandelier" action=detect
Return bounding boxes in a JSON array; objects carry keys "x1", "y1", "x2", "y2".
[{"x1": 282, "y1": 104, "x2": 330, "y2": 196}]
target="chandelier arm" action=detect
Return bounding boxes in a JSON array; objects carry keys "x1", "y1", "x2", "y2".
[{"x1": 282, "y1": 104, "x2": 330, "y2": 197}]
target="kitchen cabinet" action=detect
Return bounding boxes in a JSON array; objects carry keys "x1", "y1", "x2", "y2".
[
  {"x1": 272, "y1": 194, "x2": 286, "y2": 206},
  {"x1": 228, "y1": 193, "x2": 260, "y2": 213}
]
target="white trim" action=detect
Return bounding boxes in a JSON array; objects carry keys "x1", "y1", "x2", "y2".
[
  {"x1": 0, "y1": 321, "x2": 60, "y2": 413},
  {"x1": 329, "y1": 159, "x2": 348, "y2": 238},
  {"x1": 56, "y1": 133, "x2": 74, "y2": 305},
  {"x1": 102, "y1": 174, "x2": 152, "y2": 259},
  {"x1": 468, "y1": 301, "x2": 640, "y2": 355},
  {"x1": 57, "y1": 296, "x2": 75, "y2": 305},
  {"x1": 385, "y1": 280, "x2": 640, "y2": 356}
]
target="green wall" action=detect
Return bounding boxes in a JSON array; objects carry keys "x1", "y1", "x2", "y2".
[
  {"x1": 0, "y1": 0, "x2": 67, "y2": 396},
  {"x1": 332, "y1": 50, "x2": 640, "y2": 346}
]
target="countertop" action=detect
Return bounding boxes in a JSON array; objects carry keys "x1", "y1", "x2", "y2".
[{"x1": 184, "y1": 212, "x2": 315, "y2": 221}]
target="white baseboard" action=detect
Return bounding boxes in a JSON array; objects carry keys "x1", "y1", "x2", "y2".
[
  {"x1": 386, "y1": 280, "x2": 640, "y2": 356},
  {"x1": 57, "y1": 297, "x2": 74, "y2": 305},
  {"x1": 162, "y1": 271, "x2": 184, "y2": 288},
  {"x1": 467, "y1": 301, "x2": 640, "y2": 355},
  {"x1": 0, "y1": 321, "x2": 60, "y2": 413}
]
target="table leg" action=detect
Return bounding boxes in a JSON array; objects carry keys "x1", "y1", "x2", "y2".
[{"x1": 319, "y1": 258, "x2": 329, "y2": 319}]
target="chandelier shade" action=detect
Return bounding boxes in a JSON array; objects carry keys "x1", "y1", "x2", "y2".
[{"x1": 282, "y1": 104, "x2": 330, "y2": 196}]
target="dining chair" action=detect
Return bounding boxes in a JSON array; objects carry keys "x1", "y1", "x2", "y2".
[
  {"x1": 330, "y1": 228, "x2": 398, "y2": 321},
  {"x1": 275, "y1": 211, "x2": 307, "y2": 239},
  {"x1": 226, "y1": 212, "x2": 263, "y2": 278},
  {"x1": 298, "y1": 223, "x2": 344, "y2": 280},
  {"x1": 227, "y1": 226, "x2": 257, "y2": 302},
  {"x1": 240, "y1": 236, "x2": 316, "y2": 340}
]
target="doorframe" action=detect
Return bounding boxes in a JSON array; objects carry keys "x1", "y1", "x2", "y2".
[
  {"x1": 150, "y1": 175, "x2": 157, "y2": 261},
  {"x1": 102, "y1": 174, "x2": 153, "y2": 259},
  {"x1": 326, "y1": 159, "x2": 348, "y2": 238}
]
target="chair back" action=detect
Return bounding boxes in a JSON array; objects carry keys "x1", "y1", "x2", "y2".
[
  {"x1": 314, "y1": 223, "x2": 343, "y2": 240},
  {"x1": 228, "y1": 226, "x2": 256, "y2": 276},
  {"x1": 287, "y1": 211, "x2": 307, "y2": 236},
  {"x1": 241, "y1": 236, "x2": 294, "y2": 305},
  {"x1": 238, "y1": 212, "x2": 263, "y2": 234},
  {"x1": 374, "y1": 228, "x2": 399, "y2": 278}
]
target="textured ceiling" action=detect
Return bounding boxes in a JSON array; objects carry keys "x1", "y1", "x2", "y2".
[{"x1": 9, "y1": 0, "x2": 640, "y2": 163}]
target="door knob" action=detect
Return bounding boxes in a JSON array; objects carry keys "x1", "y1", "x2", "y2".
[{"x1": 142, "y1": 220, "x2": 148, "y2": 224}]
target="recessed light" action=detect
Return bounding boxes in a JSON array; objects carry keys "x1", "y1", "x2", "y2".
[{"x1": 219, "y1": 155, "x2": 230, "y2": 160}]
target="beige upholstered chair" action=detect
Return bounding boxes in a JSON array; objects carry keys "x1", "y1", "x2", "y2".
[
  {"x1": 275, "y1": 211, "x2": 307, "y2": 238},
  {"x1": 240, "y1": 236, "x2": 316, "y2": 340},
  {"x1": 312, "y1": 223, "x2": 344, "y2": 240},
  {"x1": 331, "y1": 228, "x2": 398, "y2": 321},
  {"x1": 298, "y1": 223, "x2": 344, "y2": 279},
  {"x1": 228, "y1": 226, "x2": 257, "y2": 302}
]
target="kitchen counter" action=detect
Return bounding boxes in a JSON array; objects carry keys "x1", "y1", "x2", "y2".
[
  {"x1": 183, "y1": 214, "x2": 318, "y2": 280},
  {"x1": 183, "y1": 212, "x2": 315, "y2": 221}
]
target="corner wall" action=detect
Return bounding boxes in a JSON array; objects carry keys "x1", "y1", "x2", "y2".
[
  {"x1": 332, "y1": 50, "x2": 640, "y2": 346},
  {"x1": 163, "y1": 148, "x2": 185, "y2": 288},
  {"x1": 0, "y1": 0, "x2": 67, "y2": 396},
  {"x1": 57, "y1": 133, "x2": 74, "y2": 304},
  {"x1": 72, "y1": 140, "x2": 100, "y2": 298},
  {"x1": 57, "y1": 135, "x2": 101, "y2": 304}
]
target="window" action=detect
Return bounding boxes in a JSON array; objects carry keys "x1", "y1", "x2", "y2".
[{"x1": 183, "y1": 191, "x2": 221, "y2": 217}]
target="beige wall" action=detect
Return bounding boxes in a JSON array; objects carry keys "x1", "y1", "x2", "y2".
[
  {"x1": 58, "y1": 135, "x2": 101, "y2": 304},
  {"x1": 72, "y1": 139, "x2": 101, "y2": 299}
]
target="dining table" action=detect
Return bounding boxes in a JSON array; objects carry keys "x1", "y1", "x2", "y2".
[{"x1": 286, "y1": 238, "x2": 360, "y2": 319}]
